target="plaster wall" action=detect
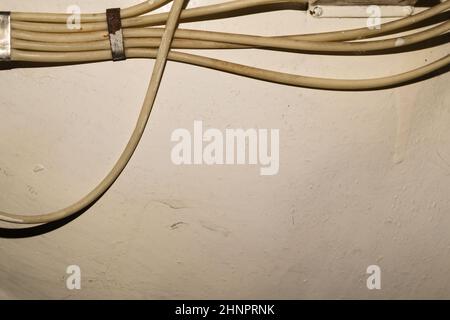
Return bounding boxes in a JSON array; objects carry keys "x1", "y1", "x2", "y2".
[{"x1": 0, "y1": 0, "x2": 449, "y2": 299}]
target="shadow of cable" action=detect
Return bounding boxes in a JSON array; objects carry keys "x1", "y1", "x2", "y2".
[
  {"x1": 0, "y1": 206, "x2": 88, "y2": 239},
  {"x1": 0, "y1": 60, "x2": 108, "y2": 70},
  {"x1": 416, "y1": 0, "x2": 441, "y2": 7}
]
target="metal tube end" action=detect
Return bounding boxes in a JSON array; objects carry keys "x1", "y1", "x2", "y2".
[{"x1": 0, "y1": 12, "x2": 11, "y2": 61}]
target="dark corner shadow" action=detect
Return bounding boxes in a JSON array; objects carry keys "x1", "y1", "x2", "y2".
[
  {"x1": 0, "y1": 60, "x2": 108, "y2": 71},
  {"x1": 0, "y1": 201, "x2": 96, "y2": 239},
  {"x1": 416, "y1": 0, "x2": 442, "y2": 7}
]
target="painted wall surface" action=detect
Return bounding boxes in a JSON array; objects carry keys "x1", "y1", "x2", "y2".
[{"x1": 0, "y1": 0, "x2": 449, "y2": 299}]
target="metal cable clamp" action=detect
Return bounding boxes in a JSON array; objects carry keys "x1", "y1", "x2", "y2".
[
  {"x1": 0, "y1": 12, "x2": 11, "y2": 61},
  {"x1": 106, "y1": 8, "x2": 126, "y2": 61}
]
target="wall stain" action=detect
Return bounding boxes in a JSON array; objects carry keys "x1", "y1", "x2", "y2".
[
  {"x1": 154, "y1": 199, "x2": 188, "y2": 210},
  {"x1": 170, "y1": 222, "x2": 188, "y2": 230}
]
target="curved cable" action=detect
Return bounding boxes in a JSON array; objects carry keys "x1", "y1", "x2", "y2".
[
  {"x1": 11, "y1": 48, "x2": 449, "y2": 90},
  {"x1": 0, "y1": 0, "x2": 186, "y2": 224}
]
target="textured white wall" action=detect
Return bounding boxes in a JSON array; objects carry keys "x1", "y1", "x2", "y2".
[{"x1": 0, "y1": 0, "x2": 449, "y2": 299}]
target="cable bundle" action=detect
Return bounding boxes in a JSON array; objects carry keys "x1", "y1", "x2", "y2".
[
  {"x1": 0, "y1": 0, "x2": 449, "y2": 226},
  {"x1": 6, "y1": 0, "x2": 450, "y2": 89}
]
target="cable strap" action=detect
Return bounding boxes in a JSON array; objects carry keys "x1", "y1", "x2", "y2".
[
  {"x1": 0, "y1": 12, "x2": 10, "y2": 61},
  {"x1": 106, "y1": 8, "x2": 126, "y2": 61}
]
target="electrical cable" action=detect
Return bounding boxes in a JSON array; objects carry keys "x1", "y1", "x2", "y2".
[
  {"x1": 9, "y1": 0, "x2": 450, "y2": 42},
  {"x1": 0, "y1": 0, "x2": 448, "y2": 225},
  {"x1": 10, "y1": 48, "x2": 449, "y2": 90},
  {"x1": 10, "y1": 0, "x2": 309, "y2": 33},
  {"x1": 10, "y1": 20, "x2": 450, "y2": 53},
  {"x1": 11, "y1": 0, "x2": 173, "y2": 23}
]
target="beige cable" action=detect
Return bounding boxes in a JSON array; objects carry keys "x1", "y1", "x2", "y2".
[
  {"x1": 10, "y1": 0, "x2": 450, "y2": 46},
  {"x1": 11, "y1": 20, "x2": 450, "y2": 53},
  {"x1": 11, "y1": 48, "x2": 449, "y2": 90},
  {"x1": 11, "y1": 0, "x2": 449, "y2": 37},
  {"x1": 11, "y1": 0, "x2": 172, "y2": 23},
  {"x1": 11, "y1": 0, "x2": 307, "y2": 33}
]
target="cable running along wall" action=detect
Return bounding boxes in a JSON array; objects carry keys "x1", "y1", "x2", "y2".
[{"x1": 0, "y1": 0, "x2": 449, "y2": 225}]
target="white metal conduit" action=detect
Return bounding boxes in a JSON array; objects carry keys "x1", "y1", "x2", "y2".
[{"x1": 0, "y1": 0, "x2": 448, "y2": 225}]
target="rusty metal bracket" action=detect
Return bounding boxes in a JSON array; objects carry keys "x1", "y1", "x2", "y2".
[
  {"x1": 106, "y1": 8, "x2": 126, "y2": 61},
  {"x1": 0, "y1": 12, "x2": 11, "y2": 61}
]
